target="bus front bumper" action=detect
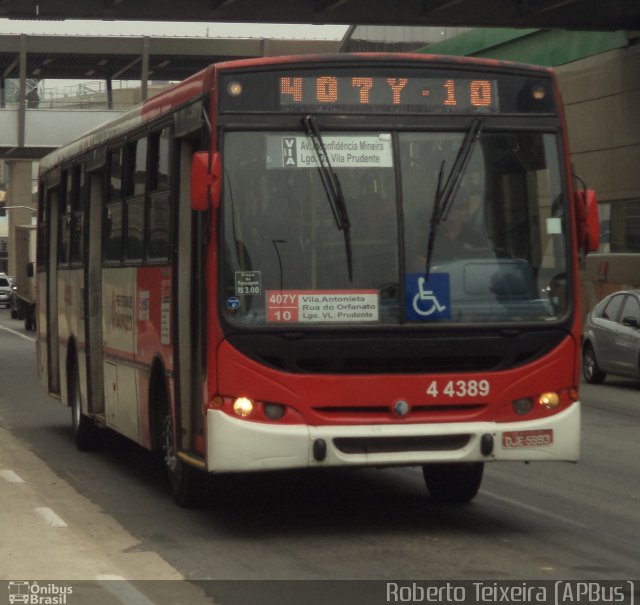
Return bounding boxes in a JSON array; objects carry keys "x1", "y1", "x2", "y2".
[{"x1": 205, "y1": 401, "x2": 580, "y2": 473}]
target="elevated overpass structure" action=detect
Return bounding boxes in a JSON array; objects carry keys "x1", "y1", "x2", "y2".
[
  {"x1": 0, "y1": 32, "x2": 339, "y2": 273},
  {"x1": 2, "y1": 0, "x2": 637, "y2": 160},
  {"x1": 0, "y1": 33, "x2": 339, "y2": 159}
]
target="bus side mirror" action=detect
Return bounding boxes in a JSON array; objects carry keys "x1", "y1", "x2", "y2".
[
  {"x1": 190, "y1": 151, "x2": 221, "y2": 211},
  {"x1": 575, "y1": 189, "x2": 600, "y2": 253},
  {"x1": 27, "y1": 262, "x2": 34, "y2": 278}
]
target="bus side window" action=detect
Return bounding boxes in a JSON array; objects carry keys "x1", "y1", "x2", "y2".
[
  {"x1": 58, "y1": 170, "x2": 70, "y2": 267},
  {"x1": 69, "y1": 164, "x2": 85, "y2": 266},
  {"x1": 124, "y1": 138, "x2": 146, "y2": 262},
  {"x1": 37, "y1": 184, "x2": 48, "y2": 271},
  {"x1": 147, "y1": 127, "x2": 172, "y2": 261},
  {"x1": 104, "y1": 147, "x2": 123, "y2": 263}
]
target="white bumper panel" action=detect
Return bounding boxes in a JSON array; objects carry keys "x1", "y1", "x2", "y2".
[{"x1": 206, "y1": 402, "x2": 580, "y2": 472}]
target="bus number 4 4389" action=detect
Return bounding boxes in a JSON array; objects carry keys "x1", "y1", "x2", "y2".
[{"x1": 426, "y1": 379, "x2": 491, "y2": 398}]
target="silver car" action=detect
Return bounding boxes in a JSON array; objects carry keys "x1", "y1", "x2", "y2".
[
  {"x1": 0, "y1": 274, "x2": 12, "y2": 308},
  {"x1": 583, "y1": 290, "x2": 640, "y2": 383}
]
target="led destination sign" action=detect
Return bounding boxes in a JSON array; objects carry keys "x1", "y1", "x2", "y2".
[
  {"x1": 220, "y1": 67, "x2": 556, "y2": 115},
  {"x1": 279, "y1": 75, "x2": 498, "y2": 112}
]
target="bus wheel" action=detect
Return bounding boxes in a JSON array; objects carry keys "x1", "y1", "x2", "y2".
[
  {"x1": 161, "y1": 412, "x2": 201, "y2": 507},
  {"x1": 582, "y1": 343, "x2": 606, "y2": 384},
  {"x1": 69, "y1": 362, "x2": 100, "y2": 451},
  {"x1": 422, "y1": 462, "x2": 484, "y2": 504}
]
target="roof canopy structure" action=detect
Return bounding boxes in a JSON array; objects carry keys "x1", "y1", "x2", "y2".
[
  {"x1": 0, "y1": 34, "x2": 339, "y2": 83},
  {"x1": 0, "y1": 0, "x2": 637, "y2": 30}
]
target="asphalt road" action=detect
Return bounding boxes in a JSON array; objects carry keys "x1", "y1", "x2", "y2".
[{"x1": 0, "y1": 307, "x2": 638, "y2": 599}]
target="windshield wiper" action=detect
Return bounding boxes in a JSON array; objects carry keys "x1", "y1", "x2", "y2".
[
  {"x1": 302, "y1": 115, "x2": 353, "y2": 281},
  {"x1": 424, "y1": 117, "x2": 483, "y2": 279}
]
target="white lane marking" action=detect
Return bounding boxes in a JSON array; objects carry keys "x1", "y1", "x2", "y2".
[
  {"x1": 34, "y1": 507, "x2": 68, "y2": 527},
  {"x1": 0, "y1": 469, "x2": 25, "y2": 483},
  {"x1": 0, "y1": 325, "x2": 36, "y2": 343},
  {"x1": 96, "y1": 575, "x2": 159, "y2": 605}
]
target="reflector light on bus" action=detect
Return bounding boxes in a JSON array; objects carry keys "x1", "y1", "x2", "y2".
[
  {"x1": 512, "y1": 398, "x2": 533, "y2": 416},
  {"x1": 264, "y1": 403, "x2": 285, "y2": 421}
]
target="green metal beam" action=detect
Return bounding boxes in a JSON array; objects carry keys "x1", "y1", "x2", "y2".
[{"x1": 423, "y1": 28, "x2": 629, "y2": 66}]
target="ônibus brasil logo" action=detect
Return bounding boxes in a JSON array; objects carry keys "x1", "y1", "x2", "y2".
[{"x1": 8, "y1": 582, "x2": 73, "y2": 605}]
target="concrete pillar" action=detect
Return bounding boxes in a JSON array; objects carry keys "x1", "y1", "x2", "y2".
[
  {"x1": 106, "y1": 77, "x2": 113, "y2": 110},
  {"x1": 18, "y1": 34, "x2": 27, "y2": 148},
  {"x1": 6, "y1": 160, "x2": 35, "y2": 276},
  {"x1": 141, "y1": 37, "x2": 150, "y2": 102}
]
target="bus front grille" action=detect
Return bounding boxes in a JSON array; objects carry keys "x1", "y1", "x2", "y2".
[{"x1": 333, "y1": 434, "x2": 471, "y2": 455}]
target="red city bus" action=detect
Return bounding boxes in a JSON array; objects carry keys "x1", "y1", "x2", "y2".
[{"x1": 35, "y1": 53, "x2": 599, "y2": 506}]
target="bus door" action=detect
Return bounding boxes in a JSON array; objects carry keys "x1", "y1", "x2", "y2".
[
  {"x1": 174, "y1": 109, "x2": 206, "y2": 454},
  {"x1": 46, "y1": 185, "x2": 60, "y2": 395},
  {"x1": 83, "y1": 169, "x2": 105, "y2": 416}
]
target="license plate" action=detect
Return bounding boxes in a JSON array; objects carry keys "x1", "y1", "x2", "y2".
[{"x1": 502, "y1": 429, "x2": 553, "y2": 448}]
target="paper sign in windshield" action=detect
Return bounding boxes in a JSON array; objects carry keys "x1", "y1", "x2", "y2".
[
  {"x1": 267, "y1": 134, "x2": 393, "y2": 169},
  {"x1": 267, "y1": 290, "x2": 379, "y2": 323}
]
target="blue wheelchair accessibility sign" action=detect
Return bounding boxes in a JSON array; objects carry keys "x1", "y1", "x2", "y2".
[{"x1": 405, "y1": 273, "x2": 451, "y2": 321}]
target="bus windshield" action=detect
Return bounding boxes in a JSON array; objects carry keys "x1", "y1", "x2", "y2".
[{"x1": 221, "y1": 129, "x2": 568, "y2": 327}]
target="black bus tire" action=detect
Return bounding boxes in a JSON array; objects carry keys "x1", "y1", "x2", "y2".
[
  {"x1": 69, "y1": 361, "x2": 100, "y2": 451},
  {"x1": 422, "y1": 462, "x2": 484, "y2": 504},
  {"x1": 160, "y1": 400, "x2": 202, "y2": 508}
]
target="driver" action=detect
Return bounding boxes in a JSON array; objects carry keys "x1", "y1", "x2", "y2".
[
  {"x1": 410, "y1": 187, "x2": 492, "y2": 272},
  {"x1": 431, "y1": 188, "x2": 489, "y2": 259}
]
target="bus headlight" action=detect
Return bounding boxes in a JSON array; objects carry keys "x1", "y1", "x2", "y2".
[
  {"x1": 538, "y1": 392, "x2": 560, "y2": 409},
  {"x1": 233, "y1": 397, "x2": 254, "y2": 417}
]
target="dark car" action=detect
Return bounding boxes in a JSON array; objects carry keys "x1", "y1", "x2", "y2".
[{"x1": 583, "y1": 290, "x2": 640, "y2": 383}]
